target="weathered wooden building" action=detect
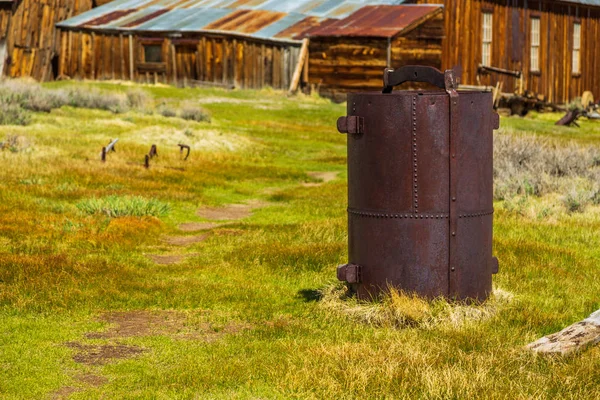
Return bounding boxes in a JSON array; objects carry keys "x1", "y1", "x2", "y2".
[
  {"x1": 415, "y1": 0, "x2": 600, "y2": 104},
  {"x1": 0, "y1": 0, "x2": 96, "y2": 80},
  {"x1": 307, "y1": 5, "x2": 444, "y2": 99},
  {"x1": 56, "y1": 0, "x2": 406, "y2": 89}
]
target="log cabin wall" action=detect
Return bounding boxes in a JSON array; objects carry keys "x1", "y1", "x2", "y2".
[
  {"x1": 391, "y1": 12, "x2": 444, "y2": 70},
  {"x1": 58, "y1": 31, "x2": 301, "y2": 89},
  {"x1": 415, "y1": 0, "x2": 600, "y2": 104},
  {"x1": 1, "y1": 0, "x2": 94, "y2": 81},
  {"x1": 308, "y1": 37, "x2": 388, "y2": 100},
  {"x1": 308, "y1": 13, "x2": 443, "y2": 100}
]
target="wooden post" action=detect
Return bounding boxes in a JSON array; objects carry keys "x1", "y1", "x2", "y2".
[
  {"x1": 129, "y1": 34, "x2": 134, "y2": 81},
  {"x1": 120, "y1": 34, "x2": 125, "y2": 80},
  {"x1": 171, "y1": 43, "x2": 177, "y2": 85},
  {"x1": 91, "y1": 32, "x2": 96, "y2": 79},
  {"x1": 288, "y1": 38, "x2": 309, "y2": 94},
  {"x1": 302, "y1": 49, "x2": 309, "y2": 88},
  {"x1": 232, "y1": 39, "x2": 237, "y2": 88},
  {"x1": 222, "y1": 40, "x2": 228, "y2": 84},
  {"x1": 386, "y1": 37, "x2": 391, "y2": 68}
]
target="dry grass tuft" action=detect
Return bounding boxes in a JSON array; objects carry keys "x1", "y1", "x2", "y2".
[
  {"x1": 319, "y1": 285, "x2": 513, "y2": 329},
  {"x1": 179, "y1": 101, "x2": 211, "y2": 123},
  {"x1": 494, "y1": 132, "x2": 600, "y2": 213}
]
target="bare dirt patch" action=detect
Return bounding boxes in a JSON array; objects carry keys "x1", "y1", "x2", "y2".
[
  {"x1": 51, "y1": 386, "x2": 80, "y2": 399},
  {"x1": 162, "y1": 233, "x2": 210, "y2": 246},
  {"x1": 196, "y1": 200, "x2": 271, "y2": 221},
  {"x1": 303, "y1": 171, "x2": 339, "y2": 187},
  {"x1": 65, "y1": 342, "x2": 146, "y2": 366},
  {"x1": 197, "y1": 204, "x2": 253, "y2": 220},
  {"x1": 86, "y1": 311, "x2": 189, "y2": 339},
  {"x1": 75, "y1": 373, "x2": 108, "y2": 387},
  {"x1": 178, "y1": 222, "x2": 221, "y2": 232},
  {"x1": 147, "y1": 254, "x2": 188, "y2": 265},
  {"x1": 183, "y1": 321, "x2": 254, "y2": 343},
  {"x1": 84, "y1": 311, "x2": 252, "y2": 342},
  {"x1": 214, "y1": 228, "x2": 245, "y2": 237}
]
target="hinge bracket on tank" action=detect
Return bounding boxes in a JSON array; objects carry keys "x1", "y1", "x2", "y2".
[
  {"x1": 445, "y1": 69, "x2": 460, "y2": 297},
  {"x1": 337, "y1": 116, "x2": 364, "y2": 135},
  {"x1": 337, "y1": 264, "x2": 362, "y2": 283}
]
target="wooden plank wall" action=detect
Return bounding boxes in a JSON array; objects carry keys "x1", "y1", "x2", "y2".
[
  {"x1": 308, "y1": 15, "x2": 443, "y2": 100},
  {"x1": 59, "y1": 31, "x2": 302, "y2": 90},
  {"x1": 417, "y1": 0, "x2": 600, "y2": 104},
  {"x1": 392, "y1": 12, "x2": 444, "y2": 70},
  {"x1": 2, "y1": 0, "x2": 94, "y2": 80}
]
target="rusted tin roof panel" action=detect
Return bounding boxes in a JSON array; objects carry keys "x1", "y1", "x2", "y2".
[
  {"x1": 136, "y1": 8, "x2": 230, "y2": 31},
  {"x1": 93, "y1": 7, "x2": 162, "y2": 29},
  {"x1": 253, "y1": 13, "x2": 310, "y2": 40},
  {"x1": 308, "y1": 5, "x2": 442, "y2": 38},
  {"x1": 274, "y1": 16, "x2": 324, "y2": 39},
  {"x1": 57, "y1": 0, "x2": 413, "y2": 42},
  {"x1": 204, "y1": 9, "x2": 287, "y2": 34},
  {"x1": 56, "y1": 0, "x2": 141, "y2": 28}
]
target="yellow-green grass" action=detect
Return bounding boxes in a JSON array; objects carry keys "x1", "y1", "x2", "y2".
[{"x1": 0, "y1": 81, "x2": 599, "y2": 399}]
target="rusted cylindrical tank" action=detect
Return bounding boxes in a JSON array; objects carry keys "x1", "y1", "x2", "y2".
[{"x1": 336, "y1": 66, "x2": 499, "y2": 301}]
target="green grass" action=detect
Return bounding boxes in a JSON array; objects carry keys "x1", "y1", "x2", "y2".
[
  {"x1": 76, "y1": 195, "x2": 170, "y2": 218},
  {"x1": 1, "y1": 81, "x2": 600, "y2": 399}
]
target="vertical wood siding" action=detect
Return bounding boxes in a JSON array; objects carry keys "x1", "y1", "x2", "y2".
[
  {"x1": 308, "y1": 14, "x2": 443, "y2": 100},
  {"x1": 0, "y1": 0, "x2": 94, "y2": 80},
  {"x1": 418, "y1": 0, "x2": 600, "y2": 104},
  {"x1": 59, "y1": 32, "x2": 302, "y2": 90}
]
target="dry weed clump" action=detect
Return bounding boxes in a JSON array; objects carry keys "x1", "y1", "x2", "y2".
[
  {"x1": 494, "y1": 132, "x2": 600, "y2": 212},
  {"x1": 180, "y1": 101, "x2": 211, "y2": 123},
  {"x1": 0, "y1": 80, "x2": 159, "y2": 125},
  {"x1": 319, "y1": 285, "x2": 513, "y2": 330},
  {"x1": 0, "y1": 135, "x2": 31, "y2": 152}
]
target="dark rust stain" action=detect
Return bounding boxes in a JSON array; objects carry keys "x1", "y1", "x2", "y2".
[
  {"x1": 309, "y1": 5, "x2": 442, "y2": 38},
  {"x1": 123, "y1": 9, "x2": 169, "y2": 28},
  {"x1": 81, "y1": 10, "x2": 136, "y2": 27}
]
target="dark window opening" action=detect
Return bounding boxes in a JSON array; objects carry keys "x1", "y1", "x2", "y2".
[
  {"x1": 144, "y1": 45, "x2": 162, "y2": 63},
  {"x1": 51, "y1": 55, "x2": 60, "y2": 79}
]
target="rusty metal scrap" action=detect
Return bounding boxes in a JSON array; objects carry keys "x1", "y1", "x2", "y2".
[
  {"x1": 337, "y1": 65, "x2": 499, "y2": 301},
  {"x1": 178, "y1": 144, "x2": 191, "y2": 160}
]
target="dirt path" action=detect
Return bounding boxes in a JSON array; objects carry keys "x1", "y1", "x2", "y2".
[
  {"x1": 302, "y1": 171, "x2": 339, "y2": 187},
  {"x1": 148, "y1": 200, "x2": 270, "y2": 266}
]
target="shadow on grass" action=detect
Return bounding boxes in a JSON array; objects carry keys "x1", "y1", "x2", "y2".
[{"x1": 297, "y1": 289, "x2": 324, "y2": 302}]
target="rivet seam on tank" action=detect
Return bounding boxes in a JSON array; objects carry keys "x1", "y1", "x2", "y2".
[
  {"x1": 412, "y1": 96, "x2": 418, "y2": 213},
  {"x1": 347, "y1": 209, "x2": 494, "y2": 219}
]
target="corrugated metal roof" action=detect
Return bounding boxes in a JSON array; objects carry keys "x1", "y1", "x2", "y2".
[
  {"x1": 307, "y1": 5, "x2": 442, "y2": 38},
  {"x1": 56, "y1": 0, "x2": 422, "y2": 43}
]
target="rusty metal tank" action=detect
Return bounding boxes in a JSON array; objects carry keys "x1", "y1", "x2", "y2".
[{"x1": 336, "y1": 66, "x2": 499, "y2": 301}]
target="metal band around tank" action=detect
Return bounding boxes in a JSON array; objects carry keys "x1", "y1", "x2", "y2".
[{"x1": 348, "y1": 208, "x2": 494, "y2": 219}]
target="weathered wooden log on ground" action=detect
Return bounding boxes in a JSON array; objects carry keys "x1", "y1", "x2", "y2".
[
  {"x1": 556, "y1": 110, "x2": 584, "y2": 127},
  {"x1": 526, "y1": 310, "x2": 600, "y2": 355}
]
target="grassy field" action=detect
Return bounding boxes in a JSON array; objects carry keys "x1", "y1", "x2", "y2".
[{"x1": 1, "y1": 81, "x2": 599, "y2": 399}]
